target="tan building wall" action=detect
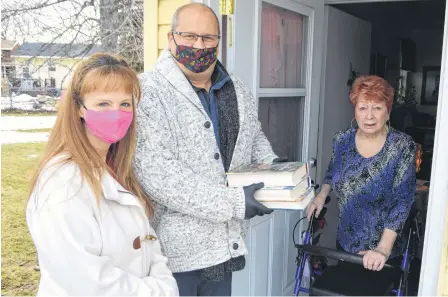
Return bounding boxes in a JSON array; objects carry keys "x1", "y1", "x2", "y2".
[{"x1": 14, "y1": 56, "x2": 81, "y2": 89}]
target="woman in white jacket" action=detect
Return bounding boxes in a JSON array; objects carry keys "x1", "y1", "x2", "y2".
[{"x1": 26, "y1": 53, "x2": 179, "y2": 296}]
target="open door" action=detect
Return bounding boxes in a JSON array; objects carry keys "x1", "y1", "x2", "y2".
[{"x1": 222, "y1": 0, "x2": 325, "y2": 295}]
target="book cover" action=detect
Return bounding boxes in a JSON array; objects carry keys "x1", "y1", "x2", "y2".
[
  {"x1": 260, "y1": 175, "x2": 310, "y2": 191},
  {"x1": 255, "y1": 184, "x2": 312, "y2": 202},
  {"x1": 254, "y1": 176, "x2": 311, "y2": 202},
  {"x1": 260, "y1": 188, "x2": 314, "y2": 210},
  {"x1": 226, "y1": 161, "x2": 308, "y2": 187},
  {"x1": 228, "y1": 162, "x2": 307, "y2": 174}
]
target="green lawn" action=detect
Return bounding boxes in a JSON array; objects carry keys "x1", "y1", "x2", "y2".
[
  {"x1": 2, "y1": 143, "x2": 45, "y2": 296},
  {"x1": 17, "y1": 129, "x2": 52, "y2": 133},
  {"x1": 2, "y1": 110, "x2": 57, "y2": 116}
]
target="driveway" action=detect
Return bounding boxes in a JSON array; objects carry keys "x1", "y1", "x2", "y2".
[{"x1": 1, "y1": 116, "x2": 56, "y2": 144}]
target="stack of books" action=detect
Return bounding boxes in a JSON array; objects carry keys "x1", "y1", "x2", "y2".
[{"x1": 226, "y1": 161, "x2": 314, "y2": 210}]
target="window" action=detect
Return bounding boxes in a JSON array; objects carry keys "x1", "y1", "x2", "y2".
[
  {"x1": 4, "y1": 66, "x2": 15, "y2": 80},
  {"x1": 259, "y1": 2, "x2": 306, "y2": 88},
  {"x1": 259, "y1": 96, "x2": 304, "y2": 161},
  {"x1": 48, "y1": 64, "x2": 56, "y2": 72},
  {"x1": 45, "y1": 78, "x2": 56, "y2": 88},
  {"x1": 22, "y1": 67, "x2": 30, "y2": 77},
  {"x1": 2, "y1": 50, "x2": 12, "y2": 60},
  {"x1": 256, "y1": 1, "x2": 310, "y2": 162}
]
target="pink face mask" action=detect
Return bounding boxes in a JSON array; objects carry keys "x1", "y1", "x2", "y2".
[{"x1": 82, "y1": 107, "x2": 133, "y2": 144}]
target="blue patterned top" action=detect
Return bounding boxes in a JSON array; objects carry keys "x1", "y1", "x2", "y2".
[{"x1": 324, "y1": 127, "x2": 416, "y2": 257}]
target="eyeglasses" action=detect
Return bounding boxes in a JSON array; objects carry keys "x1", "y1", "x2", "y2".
[{"x1": 172, "y1": 31, "x2": 220, "y2": 46}]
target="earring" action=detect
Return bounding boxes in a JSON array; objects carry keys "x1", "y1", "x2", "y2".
[
  {"x1": 351, "y1": 118, "x2": 357, "y2": 129},
  {"x1": 385, "y1": 120, "x2": 391, "y2": 133}
]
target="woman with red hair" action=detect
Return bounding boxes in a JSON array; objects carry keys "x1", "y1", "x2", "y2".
[{"x1": 307, "y1": 75, "x2": 416, "y2": 273}]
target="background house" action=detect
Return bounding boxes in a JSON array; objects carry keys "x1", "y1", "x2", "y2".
[
  {"x1": 1, "y1": 39, "x2": 19, "y2": 96},
  {"x1": 10, "y1": 43, "x2": 100, "y2": 97}
]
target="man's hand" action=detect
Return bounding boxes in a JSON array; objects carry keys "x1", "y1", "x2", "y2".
[
  {"x1": 358, "y1": 249, "x2": 389, "y2": 271},
  {"x1": 243, "y1": 183, "x2": 273, "y2": 219}
]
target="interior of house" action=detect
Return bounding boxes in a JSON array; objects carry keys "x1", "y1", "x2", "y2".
[
  {"x1": 217, "y1": 0, "x2": 447, "y2": 294},
  {"x1": 333, "y1": 0, "x2": 444, "y2": 180},
  {"x1": 319, "y1": 0, "x2": 446, "y2": 294}
]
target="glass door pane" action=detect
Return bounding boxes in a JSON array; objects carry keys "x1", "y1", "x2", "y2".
[
  {"x1": 259, "y1": 2, "x2": 307, "y2": 88},
  {"x1": 258, "y1": 97, "x2": 305, "y2": 161}
]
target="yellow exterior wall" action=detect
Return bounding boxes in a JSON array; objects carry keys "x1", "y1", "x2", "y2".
[{"x1": 144, "y1": 0, "x2": 191, "y2": 71}]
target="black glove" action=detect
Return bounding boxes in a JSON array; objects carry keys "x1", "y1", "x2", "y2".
[
  {"x1": 273, "y1": 156, "x2": 288, "y2": 163},
  {"x1": 243, "y1": 182, "x2": 273, "y2": 219}
]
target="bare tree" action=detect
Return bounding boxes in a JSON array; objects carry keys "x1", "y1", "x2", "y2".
[
  {"x1": 99, "y1": 0, "x2": 118, "y2": 51},
  {"x1": 1, "y1": 0, "x2": 144, "y2": 76}
]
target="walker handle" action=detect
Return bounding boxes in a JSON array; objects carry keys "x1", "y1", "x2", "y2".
[{"x1": 296, "y1": 244, "x2": 395, "y2": 269}]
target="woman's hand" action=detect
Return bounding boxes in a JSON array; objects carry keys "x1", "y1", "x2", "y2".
[
  {"x1": 306, "y1": 195, "x2": 325, "y2": 221},
  {"x1": 358, "y1": 249, "x2": 389, "y2": 271}
]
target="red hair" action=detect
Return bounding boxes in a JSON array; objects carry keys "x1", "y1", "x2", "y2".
[{"x1": 349, "y1": 75, "x2": 394, "y2": 112}]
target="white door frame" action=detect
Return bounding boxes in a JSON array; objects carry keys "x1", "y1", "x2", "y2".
[
  {"x1": 417, "y1": 3, "x2": 448, "y2": 294},
  {"x1": 253, "y1": 0, "x2": 320, "y2": 167},
  {"x1": 319, "y1": 0, "x2": 448, "y2": 295}
]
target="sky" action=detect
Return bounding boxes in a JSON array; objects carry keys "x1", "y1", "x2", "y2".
[{"x1": 2, "y1": 0, "x2": 98, "y2": 44}]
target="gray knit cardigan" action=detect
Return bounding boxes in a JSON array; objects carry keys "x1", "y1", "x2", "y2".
[{"x1": 134, "y1": 49, "x2": 277, "y2": 273}]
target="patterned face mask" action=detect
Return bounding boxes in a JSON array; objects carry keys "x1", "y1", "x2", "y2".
[{"x1": 172, "y1": 39, "x2": 218, "y2": 73}]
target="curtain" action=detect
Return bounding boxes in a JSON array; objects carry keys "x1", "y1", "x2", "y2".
[
  {"x1": 259, "y1": 3, "x2": 304, "y2": 88},
  {"x1": 259, "y1": 97, "x2": 302, "y2": 162},
  {"x1": 257, "y1": 3, "x2": 305, "y2": 161}
]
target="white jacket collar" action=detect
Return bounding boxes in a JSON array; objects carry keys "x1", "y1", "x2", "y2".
[
  {"x1": 37, "y1": 155, "x2": 144, "y2": 210},
  {"x1": 101, "y1": 171, "x2": 143, "y2": 209}
]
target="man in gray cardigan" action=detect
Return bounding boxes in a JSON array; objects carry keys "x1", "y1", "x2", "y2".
[{"x1": 134, "y1": 3, "x2": 283, "y2": 296}]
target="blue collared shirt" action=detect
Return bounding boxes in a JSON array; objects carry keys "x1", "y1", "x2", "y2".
[{"x1": 191, "y1": 61, "x2": 231, "y2": 154}]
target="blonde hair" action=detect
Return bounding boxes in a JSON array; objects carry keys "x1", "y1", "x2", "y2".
[{"x1": 29, "y1": 53, "x2": 153, "y2": 217}]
